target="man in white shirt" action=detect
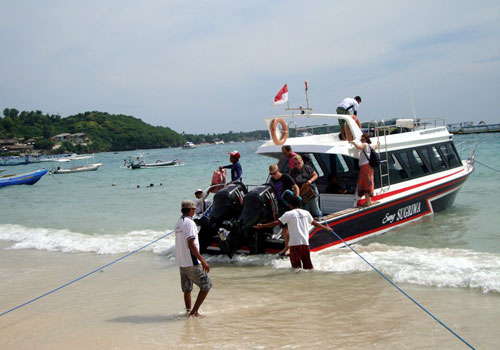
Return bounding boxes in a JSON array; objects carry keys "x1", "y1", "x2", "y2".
[
  {"x1": 175, "y1": 200, "x2": 211, "y2": 317},
  {"x1": 336, "y1": 96, "x2": 362, "y2": 140},
  {"x1": 253, "y1": 196, "x2": 332, "y2": 269}
]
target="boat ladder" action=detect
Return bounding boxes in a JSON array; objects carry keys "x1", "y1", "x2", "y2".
[{"x1": 366, "y1": 119, "x2": 390, "y2": 192}]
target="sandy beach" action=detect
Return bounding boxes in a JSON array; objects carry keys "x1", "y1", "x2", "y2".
[{"x1": 1, "y1": 240, "x2": 498, "y2": 350}]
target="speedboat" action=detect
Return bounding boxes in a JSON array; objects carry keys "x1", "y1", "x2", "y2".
[
  {"x1": 0, "y1": 169, "x2": 48, "y2": 187},
  {"x1": 197, "y1": 111, "x2": 476, "y2": 258},
  {"x1": 182, "y1": 141, "x2": 196, "y2": 149}
]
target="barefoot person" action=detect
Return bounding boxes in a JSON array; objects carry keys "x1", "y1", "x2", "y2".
[
  {"x1": 175, "y1": 200, "x2": 212, "y2": 317},
  {"x1": 350, "y1": 134, "x2": 380, "y2": 207},
  {"x1": 253, "y1": 196, "x2": 332, "y2": 269}
]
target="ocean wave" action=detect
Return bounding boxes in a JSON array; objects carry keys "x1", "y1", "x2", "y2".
[
  {"x1": 205, "y1": 243, "x2": 500, "y2": 293},
  {"x1": 1, "y1": 224, "x2": 499, "y2": 293},
  {"x1": 0, "y1": 224, "x2": 175, "y2": 255},
  {"x1": 312, "y1": 243, "x2": 500, "y2": 294}
]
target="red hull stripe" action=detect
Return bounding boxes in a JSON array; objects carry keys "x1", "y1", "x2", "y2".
[
  {"x1": 310, "y1": 175, "x2": 466, "y2": 252},
  {"x1": 357, "y1": 168, "x2": 465, "y2": 206}
]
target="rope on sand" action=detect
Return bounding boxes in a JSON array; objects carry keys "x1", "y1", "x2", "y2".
[
  {"x1": 0, "y1": 230, "x2": 173, "y2": 318},
  {"x1": 329, "y1": 229, "x2": 475, "y2": 350}
]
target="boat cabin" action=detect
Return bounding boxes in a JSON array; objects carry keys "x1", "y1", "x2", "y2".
[{"x1": 257, "y1": 114, "x2": 464, "y2": 215}]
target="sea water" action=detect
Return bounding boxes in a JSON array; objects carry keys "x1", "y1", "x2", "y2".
[{"x1": 1, "y1": 135, "x2": 499, "y2": 349}]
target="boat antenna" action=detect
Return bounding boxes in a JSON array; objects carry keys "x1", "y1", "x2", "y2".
[
  {"x1": 305, "y1": 80, "x2": 310, "y2": 110},
  {"x1": 408, "y1": 85, "x2": 416, "y2": 119}
]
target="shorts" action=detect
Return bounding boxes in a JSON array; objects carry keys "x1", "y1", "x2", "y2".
[
  {"x1": 336, "y1": 107, "x2": 349, "y2": 127},
  {"x1": 289, "y1": 245, "x2": 314, "y2": 270},
  {"x1": 180, "y1": 265, "x2": 212, "y2": 292}
]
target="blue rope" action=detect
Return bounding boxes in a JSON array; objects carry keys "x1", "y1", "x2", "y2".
[
  {"x1": 0, "y1": 231, "x2": 173, "y2": 318},
  {"x1": 475, "y1": 160, "x2": 500, "y2": 173},
  {"x1": 329, "y1": 229, "x2": 475, "y2": 350}
]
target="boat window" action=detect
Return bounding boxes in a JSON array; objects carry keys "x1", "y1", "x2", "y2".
[
  {"x1": 306, "y1": 153, "x2": 324, "y2": 177},
  {"x1": 440, "y1": 143, "x2": 460, "y2": 168},
  {"x1": 412, "y1": 150, "x2": 430, "y2": 174},
  {"x1": 430, "y1": 146, "x2": 447, "y2": 170},
  {"x1": 336, "y1": 155, "x2": 350, "y2": 173},
  {"x1": 388, "y1": 153, "x2": 409, "y2": 184},
  {"x1": 399, "y1": 151, "x2": 426, "y2": 177},
  {"x1": 398, "y1": 152, "x2": 412, "y2": 174}
]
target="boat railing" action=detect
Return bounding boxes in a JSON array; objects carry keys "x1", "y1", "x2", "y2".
[
  {"x1": 415, "y1": 117, "x2": 446, "y2": 129},
  {"x1": 264, "y1": 113, "x2": 363, "y2": 141},
  {"x1": 455, "y1": 141, "x2": 477, "y2": 169}
]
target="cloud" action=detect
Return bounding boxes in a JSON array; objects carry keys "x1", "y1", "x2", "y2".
[{"x1": 0, "y1": 0, "x2": 498, "y2": 133}]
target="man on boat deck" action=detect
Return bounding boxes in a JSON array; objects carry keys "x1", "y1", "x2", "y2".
[
  {"x1": 220, "y1": 150, "x2": 243, "y2": 183},
  {"x1": 253, "y1": 195, "x2": 332, "y2": 269},
  {"x1": 336, "y1": 96, "x2": 362, "y2": 141},
  {"x1": 194, "y1": 189, "x2": 212, "y2": 215},
  {"x1": 175, "y1": 200, "x2": 211, "y2": 317},
  {"x1": 281, "y1": 145, "x2": 297, "y2": 173},
  {"x1": 268, "y1": 164, "x2": 300, "y2": 215}
]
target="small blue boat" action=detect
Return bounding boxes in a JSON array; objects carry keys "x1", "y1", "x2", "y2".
[{"x1": 0, "y1": 169, "x2": 48, "y2": 188}]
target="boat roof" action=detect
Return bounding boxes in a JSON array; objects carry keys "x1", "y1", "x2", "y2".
[
  {"x1": 256, "y1": 113, "x2": 450, "y2": 158},
  {"x1": 52, "y1": 155, "x2": 93, "y2": 162}
]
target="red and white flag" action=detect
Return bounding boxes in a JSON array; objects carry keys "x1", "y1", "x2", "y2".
[{"x1": 273, "y1": 84, "x2": 288, "y2": 105}]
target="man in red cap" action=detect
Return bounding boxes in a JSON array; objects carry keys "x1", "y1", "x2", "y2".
[{"x1": 219, "y1": 150, "x2": 242, "y2": 183}]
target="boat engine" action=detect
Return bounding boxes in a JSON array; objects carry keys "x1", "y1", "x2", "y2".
[
  {"x1": 196, "y1": 183, "x2": 247, "y2": 253},
  {"x1": 219, "y1": 184, "x2": 279, "y2": 258}
]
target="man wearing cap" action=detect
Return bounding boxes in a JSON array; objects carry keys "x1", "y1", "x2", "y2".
[
  {"x1": 175, "y1": 200, "x2": 211, "y2": 317},
  {"x1": 219, "y1": 150, "x2": 243, "y2": 183},
  {"x1": 194, "y1": 189, "x2": 212, "y2": 215},
  {"x1": 336, "y1": 96, "x2": 362, "y2": 140}
]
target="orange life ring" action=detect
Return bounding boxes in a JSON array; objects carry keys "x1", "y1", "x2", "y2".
[{"x1": 270, "y1": 118, "x2": 288, "y2": 145}]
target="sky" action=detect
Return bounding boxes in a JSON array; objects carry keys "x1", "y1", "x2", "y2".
[{"x1": 0, "y1": 0, "x2": 498, "y2": 134}]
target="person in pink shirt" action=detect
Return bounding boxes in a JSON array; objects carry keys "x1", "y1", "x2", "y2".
[{"x1": 281, "y1": 145, "x2": 297, "y2": 173}]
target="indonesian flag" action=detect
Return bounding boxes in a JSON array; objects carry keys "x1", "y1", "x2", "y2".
[{"x1": 273, "y1": 84, "x2": 288, "y2": 105}]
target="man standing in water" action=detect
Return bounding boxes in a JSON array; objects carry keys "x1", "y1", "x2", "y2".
[
  {"x1": 253, "y1": 196, "x2": 332, "y2": 269},
  {"x1": 175, "y1": 200, "x2": 211, "y2": 317}
]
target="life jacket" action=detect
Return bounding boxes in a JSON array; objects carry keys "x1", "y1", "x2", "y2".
[{"x1": 210, "y1": 169, "x2": 227, "y2": 193}]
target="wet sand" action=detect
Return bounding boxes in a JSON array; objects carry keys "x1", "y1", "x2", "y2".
[{"x1": 1, "y1": 241, "x2": 498, "y2": 350}]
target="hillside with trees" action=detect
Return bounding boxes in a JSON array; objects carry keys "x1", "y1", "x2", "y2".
[{"x1": 0, "y1": 108, "x2": 270, "y2": 154}]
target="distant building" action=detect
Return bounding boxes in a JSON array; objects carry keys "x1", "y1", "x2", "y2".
[
  {"x1": 51, "y1": 133, "x2": 90, "y2": 146},
  {"x1": 0, "y1": 138, "x2": 33, "y2": 153}
]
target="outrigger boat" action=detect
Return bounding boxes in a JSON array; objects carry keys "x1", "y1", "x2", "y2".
[
  {"x1": 124, "y1": 155, "x2": 181, "y2": 169},
  {"x1": 0, "y1": 169, "x2": 48, "y2": 188},
  {"x1": 196, "y1": 108, "x2": 476, "y2": 258},
  {"x1": 52, "y1": 155, "x2": 102, "y2": 174}
]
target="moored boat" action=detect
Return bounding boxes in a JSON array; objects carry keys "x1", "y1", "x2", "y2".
[
  {"x1": 0, "y1": 169, "x2": 48, "y2": 187},
  {"x1": 182, "y1": 141, "x2": 196, "y2": 149},
  {"x1": 197, "y1": 111, "x2": 476, "y2": 257},
  {"x1": 447, "y1": 121, "x2": 500, "y2": 134},
  {"x1": 124, "y1": 155, "x2": 181, "y2": 169},
  {"x1": 52, "y1": 155, "x2": 103, "y2": 174}
]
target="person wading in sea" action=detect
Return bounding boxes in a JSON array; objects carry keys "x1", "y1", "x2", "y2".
[{"x1": 253, "y1": 195, "x2": 332, "y2": 269}]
